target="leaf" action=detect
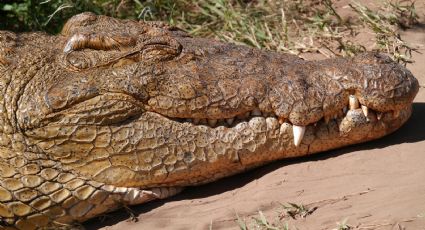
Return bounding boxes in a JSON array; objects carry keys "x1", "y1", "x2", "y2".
[{"x1": 2, "y1": 4, "x2": 14, "y2": 11}]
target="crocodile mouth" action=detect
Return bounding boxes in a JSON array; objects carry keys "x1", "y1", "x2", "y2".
[{"x1": 166, "y1": 93, "x2": 410, "y2": 147}]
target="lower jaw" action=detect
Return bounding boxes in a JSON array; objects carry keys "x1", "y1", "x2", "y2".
[
  {"x1": 176, "y1": 105, "x2": 411, "y2": 187},
  {"x1": 57, "y1": 105, "x2": 412, "y2": 188},
  {"x1": 239, "y1": 105, "x2": 412, "y2": 168}
]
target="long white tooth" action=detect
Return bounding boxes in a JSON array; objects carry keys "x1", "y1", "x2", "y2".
[
  {"x1": 393, "y1": 110, "x2": 400, "y2": 118},
  {"x1": 293, "y1": 125, "x2": 306, "y2": 147},
  {"x1": 349, "y1": 95, "x2": 359, "y2": 110},
  {"x1": 361, "y1": 105, "x2": 368, "y2": 117},
  {"x1": 377, "y1": 112, "x2": 383, "y2": 120},
  {"x1": 226, "y1": 118, "x2": 234, "y2": 125},
  {"x1": 208, "y1": 119, "x2": 217, "y2": 126},
  {"x1": 252, "y1": 108, "x2": 261, "y2": 116}
]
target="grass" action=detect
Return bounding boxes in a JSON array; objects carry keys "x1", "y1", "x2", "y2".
[
  {"x1": 279, "y1": 202, "x2": 317, "y2": 220},
  {"x1": 236, "y1": 210, "x2": 295, "y2": 230},
  {"x1": 0, "y1": 0, "x2": 420, "y2": 64},
  {"x1": 349, "y1": 0, "x2": 419, "y2": 63},
  {"x1": 233, "y1": 202, "x2": 318, "y2": 230},
  {"x1": 332, "y1": 218, "x2": 353, "y2": 230}
]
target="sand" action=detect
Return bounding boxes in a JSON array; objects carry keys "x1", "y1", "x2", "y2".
[{"x1": 84, "y1": 1, "x2": 425, "y2": 229}]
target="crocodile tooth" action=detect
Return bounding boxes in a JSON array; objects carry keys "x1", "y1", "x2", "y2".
[
  {"x1": 377, "y1": 112, "x2": 383, "y2": 120},
  {"x1": 293, "y1": 125, "x2": 306, "y2": 147},
  {"x1": 393, "y1": 110, "x2": 400, "y2": 118},
  {"x1": 361, "y1": 105, "x2": 368, "y2": 117},
  {"x1": 252, "y1": 108, "x2": 261, "y2": 116},
  {"x1": 226, "y1": 118, "x2": 234, "y2": 125},
  {"x1": 193, "y1": 118, "x2": 200, "y2": 124},
  {"x1": 208, "y1": 119, "x2": 217, "y2": 127},
  {"x1": 349, "y1": 95, "x2": 359, "y2": 110}
]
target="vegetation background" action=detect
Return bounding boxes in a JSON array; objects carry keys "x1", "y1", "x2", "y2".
[{"x1": 0, "y1": 0, "x2": 420, "y2": 63}]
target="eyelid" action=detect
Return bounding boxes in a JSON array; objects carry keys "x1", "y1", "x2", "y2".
[
  {"x1": 64, "y1": 33, "x2": 136, "y2": 53},
  {"x1": 62, "y1": 34, "x2": 182, "y2": 70}
]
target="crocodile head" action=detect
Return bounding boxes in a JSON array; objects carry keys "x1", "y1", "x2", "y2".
[
  {"x1": 0, "y1": 12, "x2": 419, "y2": 227},
  {"x1": 4, "y1": 12, "x2": 418, "y2": 187}
]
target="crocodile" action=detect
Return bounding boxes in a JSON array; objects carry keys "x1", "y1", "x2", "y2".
[{"x1": 0, "y1": 12, "x2": 419, "y2": 229}]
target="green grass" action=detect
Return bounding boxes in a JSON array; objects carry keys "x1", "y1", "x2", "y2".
[
  {"x1": 236, "y1": 210, "x2": 294, "y2": 230},
  {"x1": 279, "y1": 202, "x2": 317, "y2": 220},
  {"x1": 333, "y1": 218, "x2": 353, "y2": 230},
  {"x1": 0, "y1": 0, "x2": 419, "y2": 63}
]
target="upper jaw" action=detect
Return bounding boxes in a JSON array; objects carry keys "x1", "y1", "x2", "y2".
[
  {"x1": 143, "y1": 51, "x2": 418, "y2": 147},
  {"x1": 147, "y1": 51, "x2": 418, "y2": 127}
]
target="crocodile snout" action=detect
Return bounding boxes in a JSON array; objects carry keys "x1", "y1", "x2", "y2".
[{"x1": 354, "y1": 54, "x2": 419, "y2": 112}]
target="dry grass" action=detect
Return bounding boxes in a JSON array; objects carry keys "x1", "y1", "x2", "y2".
[{"x1": 1, "y1": 0, "x2": 420, "y2": 63}]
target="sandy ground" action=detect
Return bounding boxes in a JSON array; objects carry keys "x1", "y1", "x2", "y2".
[{"x1": 84, "y1": 1, "x2": 425, "y2": 229}]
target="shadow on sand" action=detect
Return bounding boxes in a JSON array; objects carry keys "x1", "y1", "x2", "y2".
[{"x1": 83, "y1": 102, "x2": 425, "y2": 229}]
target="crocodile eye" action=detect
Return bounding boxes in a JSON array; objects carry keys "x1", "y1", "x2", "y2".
[
  {"x1": 63, "y1": 33, "x2": 136, "y2": 53},
  {"x1": 62, "y1": 33, "x2": 181, "y2": 70}
]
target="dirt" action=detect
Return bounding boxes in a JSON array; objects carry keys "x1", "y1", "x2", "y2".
[{"x1": 84, "y1": 1, "x2": 425, "y2": 229}]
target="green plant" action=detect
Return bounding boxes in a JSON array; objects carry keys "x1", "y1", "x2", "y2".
[
  {"x1": 349, "y1": 1, "x2": 418, "y2": 63},
  {"x1": 333, "y1": 218, "x2": 352, "y2": 230},
  {"x1": 279, "y1": 202, "x2": 317, "y2": 219},
  {"x1": 253, "y1": 210, "x2": 280, "y2": 230},
  {"x1": 385, "y1": 0, "x2": 419, "y2": 28},
  {"x1": 1, "y1": 0, "x2": 419, "y2": 64},
  {"x1": 236, "y1": 212, "x2": 248, "y2": 230}
]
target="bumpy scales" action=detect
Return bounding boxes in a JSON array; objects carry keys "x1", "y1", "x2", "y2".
[{"x1": 0, "y1": 13, "x2": 419, "y2": 229}]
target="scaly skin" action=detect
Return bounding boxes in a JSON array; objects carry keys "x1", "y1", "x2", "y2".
[{"x1": 0, "y1": 13, "x2": 419, "y2": 229}]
